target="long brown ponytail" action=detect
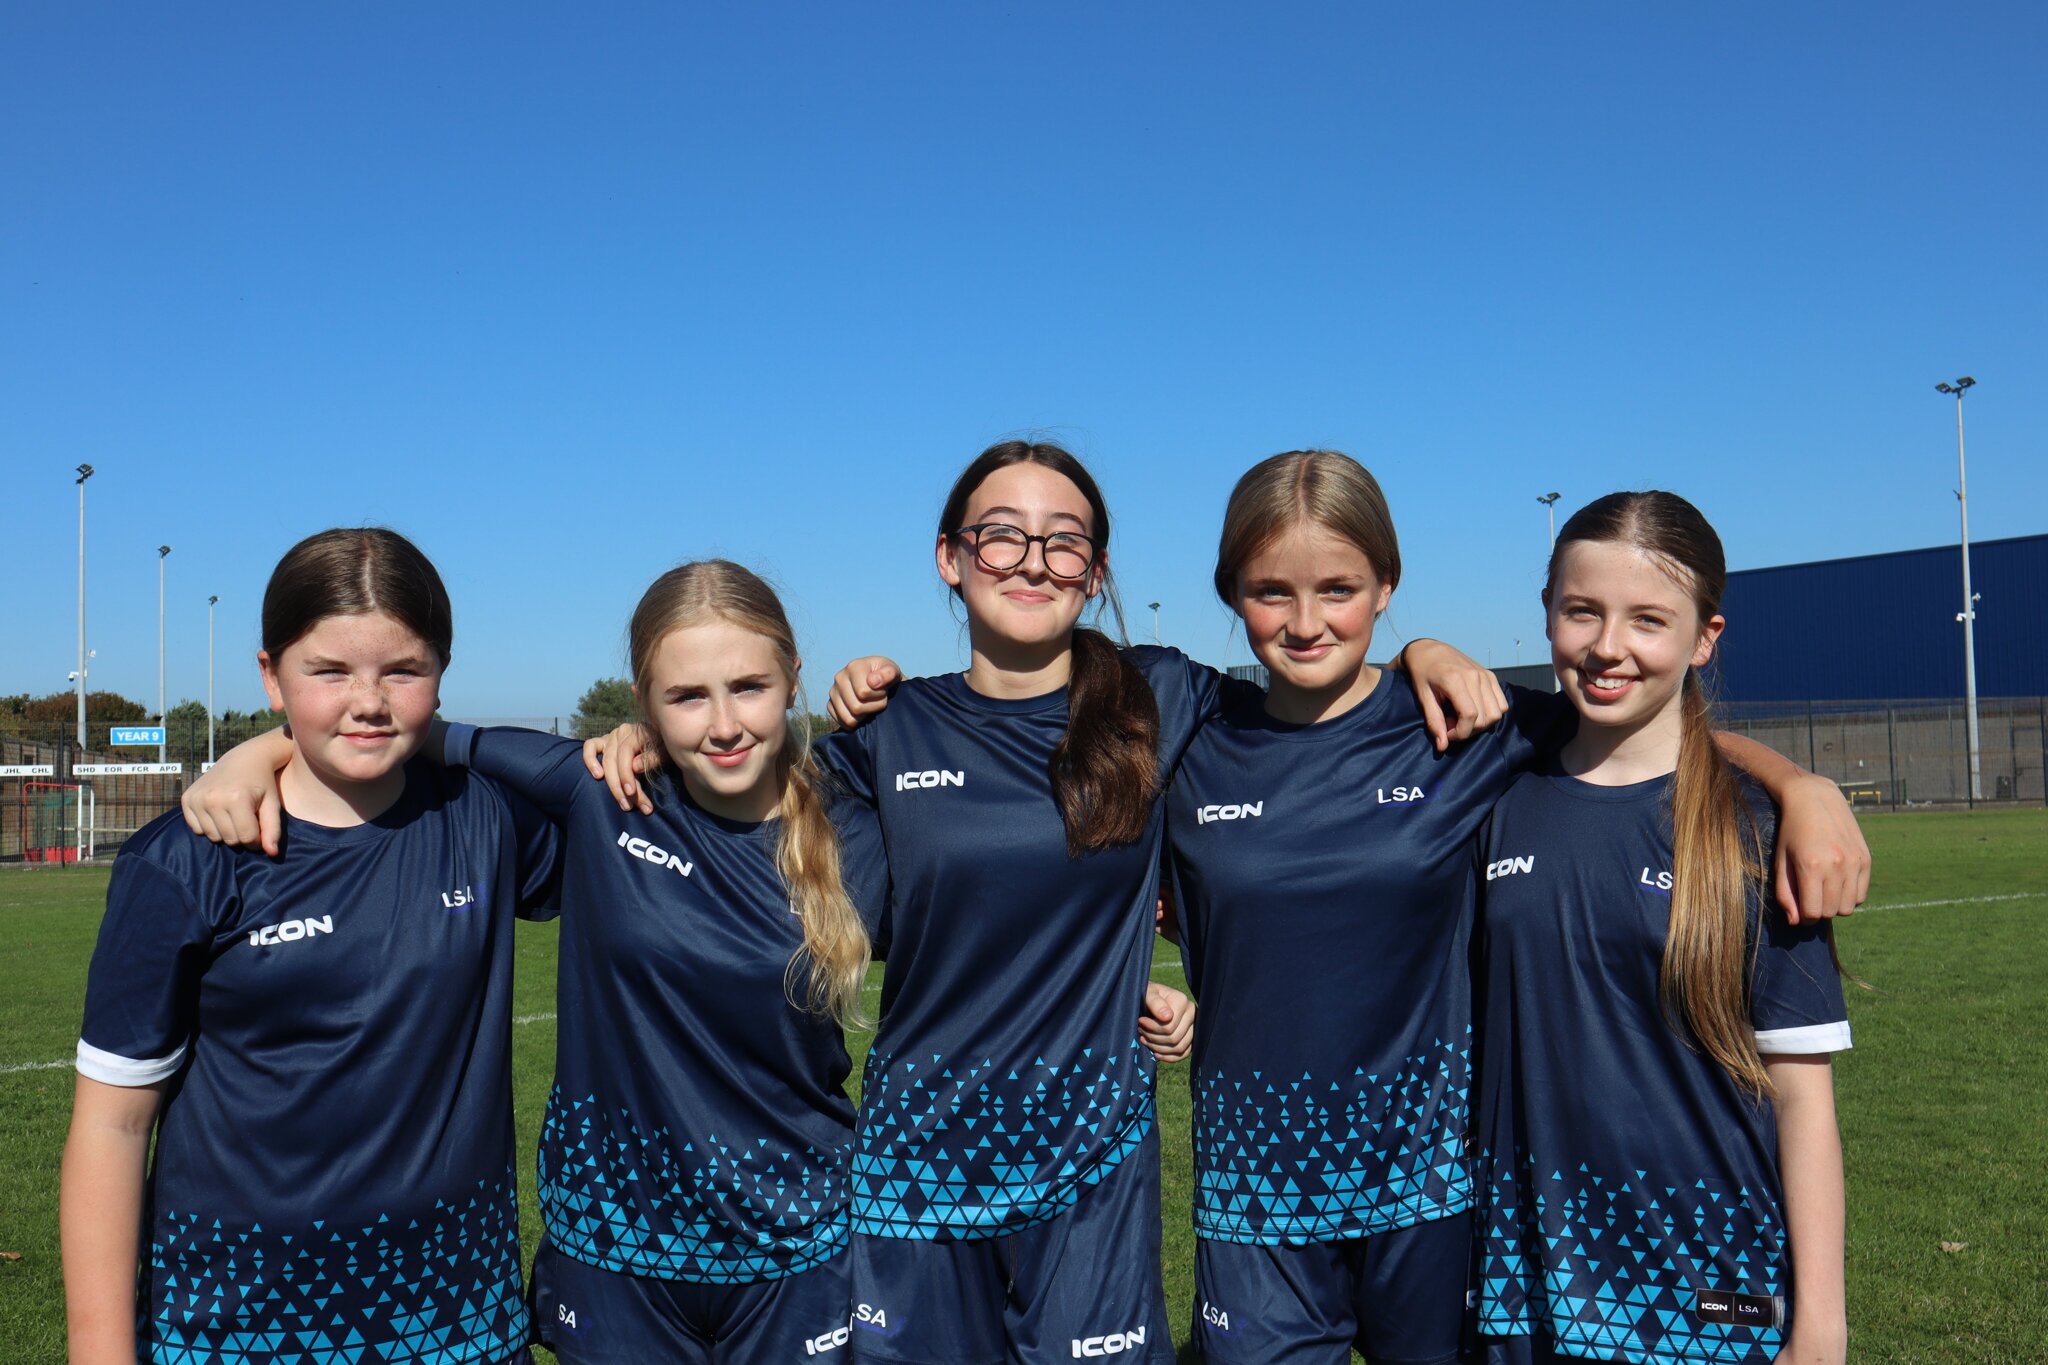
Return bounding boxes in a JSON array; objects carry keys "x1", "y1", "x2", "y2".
[
  {"x1": 1548, "y1": 492, "x2": 1773, "y2": 1100},
  {"x1": 939, "y1": 441, "x2": 1160, "y2": 857},
  {"x1": 627, "y1": 560, "x2": 872, "y2": 1027}
]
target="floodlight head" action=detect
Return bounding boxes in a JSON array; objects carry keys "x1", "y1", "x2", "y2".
[
  {"x1": 1936, "y1": 383, "x2": 1956, "y2": 395},
  {"x1": 1956, "y1": 376, "x2": 1975, "y2": 389},
  {"x1": 1148, "y1": 601, "x2": 1160, "y2": 610},
  {"x1": 209, "y1": 594, "x2": 219, "y2": 605},
  {"x1": 1538, "y1": 491, "x2": 1561, "y2": 505},
  {"x1": 159, "y1": 544, "x2": 172, "y2": 557},
  {"x1": 76, "y1": 462, "x2": 94, "y2": 482}
]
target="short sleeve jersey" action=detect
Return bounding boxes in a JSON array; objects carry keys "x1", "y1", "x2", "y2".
[
  {"x1": 1165, "y1": 679, "x2": 1573, "y2": 1244},
  {"x1": 1474, "y1": 770, "x2": 1851, "y2": 1365},
  {"x1": 819, "y1": 646, "x2": 1220, "y2": 1239},
  {"x1": 446, "y1": 724, "x2": 892, "y2": 1283},
  {"x1": 75, "y1": 763, "x2": 561, "y2": 1365}
]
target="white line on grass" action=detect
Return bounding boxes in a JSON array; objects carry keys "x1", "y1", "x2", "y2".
[{"x1": 1857, "y1": 891, "x2": 2043, "y2": 913}]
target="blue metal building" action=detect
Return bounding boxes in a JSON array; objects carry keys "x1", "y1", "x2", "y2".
[{"x1": 1714, "y1": 533, "x2": 2048, "y2": 703}]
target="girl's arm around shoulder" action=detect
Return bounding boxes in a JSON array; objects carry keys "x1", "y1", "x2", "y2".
[
  {"x1": 1389, "y1": 638, "x2": 1510, "y2": 752},
  {"x1": 453, "y1": 722, "x2": 594, "y2": 821},
  {"x1": 1765, "y1": 1055, "x2": 1847, "y2": 1365},
  {"x1": 1716, "y1": 734, "x2": 1872, "y2": 925},
  {"x1": 180, "y1": 725, "x2": 295, "y2": 854},
  {"x1": 61, "y1": 1074, "x2": 167, "y2": 1365}
]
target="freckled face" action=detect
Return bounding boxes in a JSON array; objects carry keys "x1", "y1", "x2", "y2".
[
  {"x1": 1234, "y1": 524, "x2": 1393, "y2": 716},
  {"x1": 259, "y1": 610, "x2": 442, "y2": 791}
]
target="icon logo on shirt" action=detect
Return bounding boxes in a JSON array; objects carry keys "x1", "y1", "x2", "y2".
[
  {"x1": 1639, "y1": 866, "x2": 1674, "y2": 897},
  {"x1": 1072, "y1": 1326, "x2": 1148, "y2": 1357},
  {"x1": 1486, "y1": 855, "x2": 1535, "y2": 881},
  {"x1": 616, "y1": 831, "x2": 694, "y2": 877},
  {"x1": 1196, "y1": 801, "x2": 1263, "y2": 824},
  {"x1": 1376, "y1": 784, "x2": 1428, "y2": 805},
  {"x1": 804, "y1": 1323, "x2": 851, "y2": 1355},
  {"x1": 246, "y1": 915, "x2": 334, "y2": 948},
  {"x1": 441, "y1": 884, "x2": 482, "y2": 910},
  {"x1": 893, "y1": 768, "x2": 964, "y2": 791}
]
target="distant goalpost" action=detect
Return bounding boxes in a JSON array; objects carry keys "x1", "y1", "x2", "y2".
[{"x1": 1, "y1": 766, "x2": 94, "y2": 863}]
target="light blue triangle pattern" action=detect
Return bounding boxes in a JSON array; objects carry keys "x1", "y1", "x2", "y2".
[
  {"x1": 142, "y1": 1170, "x2": 527, "y2": 1365},
  {"x1": 1477, "y1": 1145, "x2": 1785, "y2": 1363},
  {"x1": 1193, "y1": 1032, "x2": 1473, "y2": 1243},
  {"x1": 850, "y1": 1040, "x2": 1155, "y2": 1239},
  {"x1": 537, "y1": 1086, "x2": 847, "y2": 1283}
]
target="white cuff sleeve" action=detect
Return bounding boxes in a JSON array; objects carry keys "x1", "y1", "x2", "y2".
[
  {"x1": 1753, "y1": 1020, "x2": 1852, "y2": 1055},
  {"x1": 75, "y1": 1036, "x2": 188, "y2": 1086}
]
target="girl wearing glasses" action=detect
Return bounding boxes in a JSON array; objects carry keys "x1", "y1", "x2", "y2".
[
  {"x1": 1162, "y1": 453, "x2": 1861, "y2": 1365},
  {"x1": 588, "y1": 440, "x2": 1497, "y2": 1364}
]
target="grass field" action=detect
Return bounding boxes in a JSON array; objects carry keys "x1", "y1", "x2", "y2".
[{"x1": 3, "y1": 809, "x2": 2044, "y2": 1363}]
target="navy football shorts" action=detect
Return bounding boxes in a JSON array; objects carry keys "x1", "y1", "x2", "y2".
[
  {"x1": 846, "y1": 1124, "x2": 1173, "y2": 1365},
  {"x1": 1192, "y1": 1208, "x2": 1474, "y2": 1364},
  {"x1": 530, "y1": 1235, "x2": 854, "y2": 1364}
]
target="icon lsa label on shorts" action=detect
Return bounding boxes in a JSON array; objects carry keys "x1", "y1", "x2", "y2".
[{"x1": 1693, "y1": 1289, "x2": 1783, "y2": 1329}]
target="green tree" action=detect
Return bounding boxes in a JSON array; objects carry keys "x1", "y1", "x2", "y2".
[{"x1": 572, "y1": 678, "x2": 637, "y2": 740}]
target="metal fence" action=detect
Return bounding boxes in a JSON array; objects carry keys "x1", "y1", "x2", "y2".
[
  {"x1": 5, "y1": 700, "x2": 2043, "y2": 863},
  {"x1": 1717, "y1": 696, "x2": 2048, "y2": 810},
  {"x1": 1, "y1": 718, "x2": 574, "y2": 863}
]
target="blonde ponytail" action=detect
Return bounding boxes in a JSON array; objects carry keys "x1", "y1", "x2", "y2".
[{"x1": 776, "y1": 731, "x2": 873, "y2": 1029}]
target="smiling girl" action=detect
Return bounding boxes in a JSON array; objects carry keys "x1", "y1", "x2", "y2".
[
  {"x1": 61, "y1": 528, "x2": 561, "y2": 1365},
  {"x1": 1473, "y1": 492, "x2": 1851, "y2": 1365},
  {"x1": 611, "y1": 440, "x2": 1494, "y2": 1365},
  {"x1": 1161, "y1": 452, "x2": 1863, "y2": 1365},
  {"x1": 180, "y1": 559, "x2": 891, "y2": 1364}
]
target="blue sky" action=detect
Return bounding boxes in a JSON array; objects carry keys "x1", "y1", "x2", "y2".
[{"x1": 5, "y1": 3, "x2": 2042, "y2": 719}]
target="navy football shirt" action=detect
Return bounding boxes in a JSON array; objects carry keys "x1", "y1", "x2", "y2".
[
  {"x1": 818, "y1": 646, "x2": 1221, "y2": 1239},
  {"x1": 1165, "y1": 679, "x2": 1574, "y2": 1244},
  {"x1": 445, "y1": 724, "x2": 891, "y2": 1283},
  {"x1": 76, "y1": 761, "x2": 561, "y2": 1365},
  {"x1": 1474, "y1": 769, "x2": 1851, "y2": 1364}
]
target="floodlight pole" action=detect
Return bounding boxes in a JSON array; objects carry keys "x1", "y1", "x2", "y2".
[
  {"x1": 1148, "y1": 601, "x2": 1161, "y2": 646},
  {"x1": 1538, "y1": 492, "x2": 1562, "y2": 690},
  {"x1": 1937, "y1": 377, "x2": 1982, "y2": 801},
  {"x1": 75, "y1": 464, "x2": 95, "y2": 747},
  {"x1": 158, "y1": 545, "x2": 172, "y2": 761},
  {"x1": 208, "y1": 595, "x2": 220, "y2": 764}
]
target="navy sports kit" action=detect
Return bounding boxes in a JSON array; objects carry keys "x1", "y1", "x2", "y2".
[
  {"x1": 1474, "y1": 770, "x2": 1851, "y2": 1364},
  {"x1": 76, "y1": 762, "x2": 561, "y2": 1365},
  {"x1": 817, "y1": 646, "x2": 1222, "y2": 1365},
  {"x1": 440, "y1": 724, "x2": 891, "y2": 1364},
  {"x1": 1164, "y1": 679, "x2": 1572, "y2": 1364}
]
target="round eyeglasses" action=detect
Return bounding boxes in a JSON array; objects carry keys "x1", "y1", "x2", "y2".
[{"x1": 953, "y1": 523, "x2": 1099, "y2": 580}]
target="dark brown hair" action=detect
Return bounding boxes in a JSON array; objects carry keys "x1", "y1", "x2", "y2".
[
  {"x1": 939, "y1": 440, "x2": 1160, "y2": 856},
  {"x1": 261, "y1": 528, "x2": 454, "y2": 665},
  {"x1": 1546, "y1": 491, "x2": 1772, "y2": 1097},
  {"x1": 1213, "y1": 449, "x2": 1402, "y2": 605}
]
